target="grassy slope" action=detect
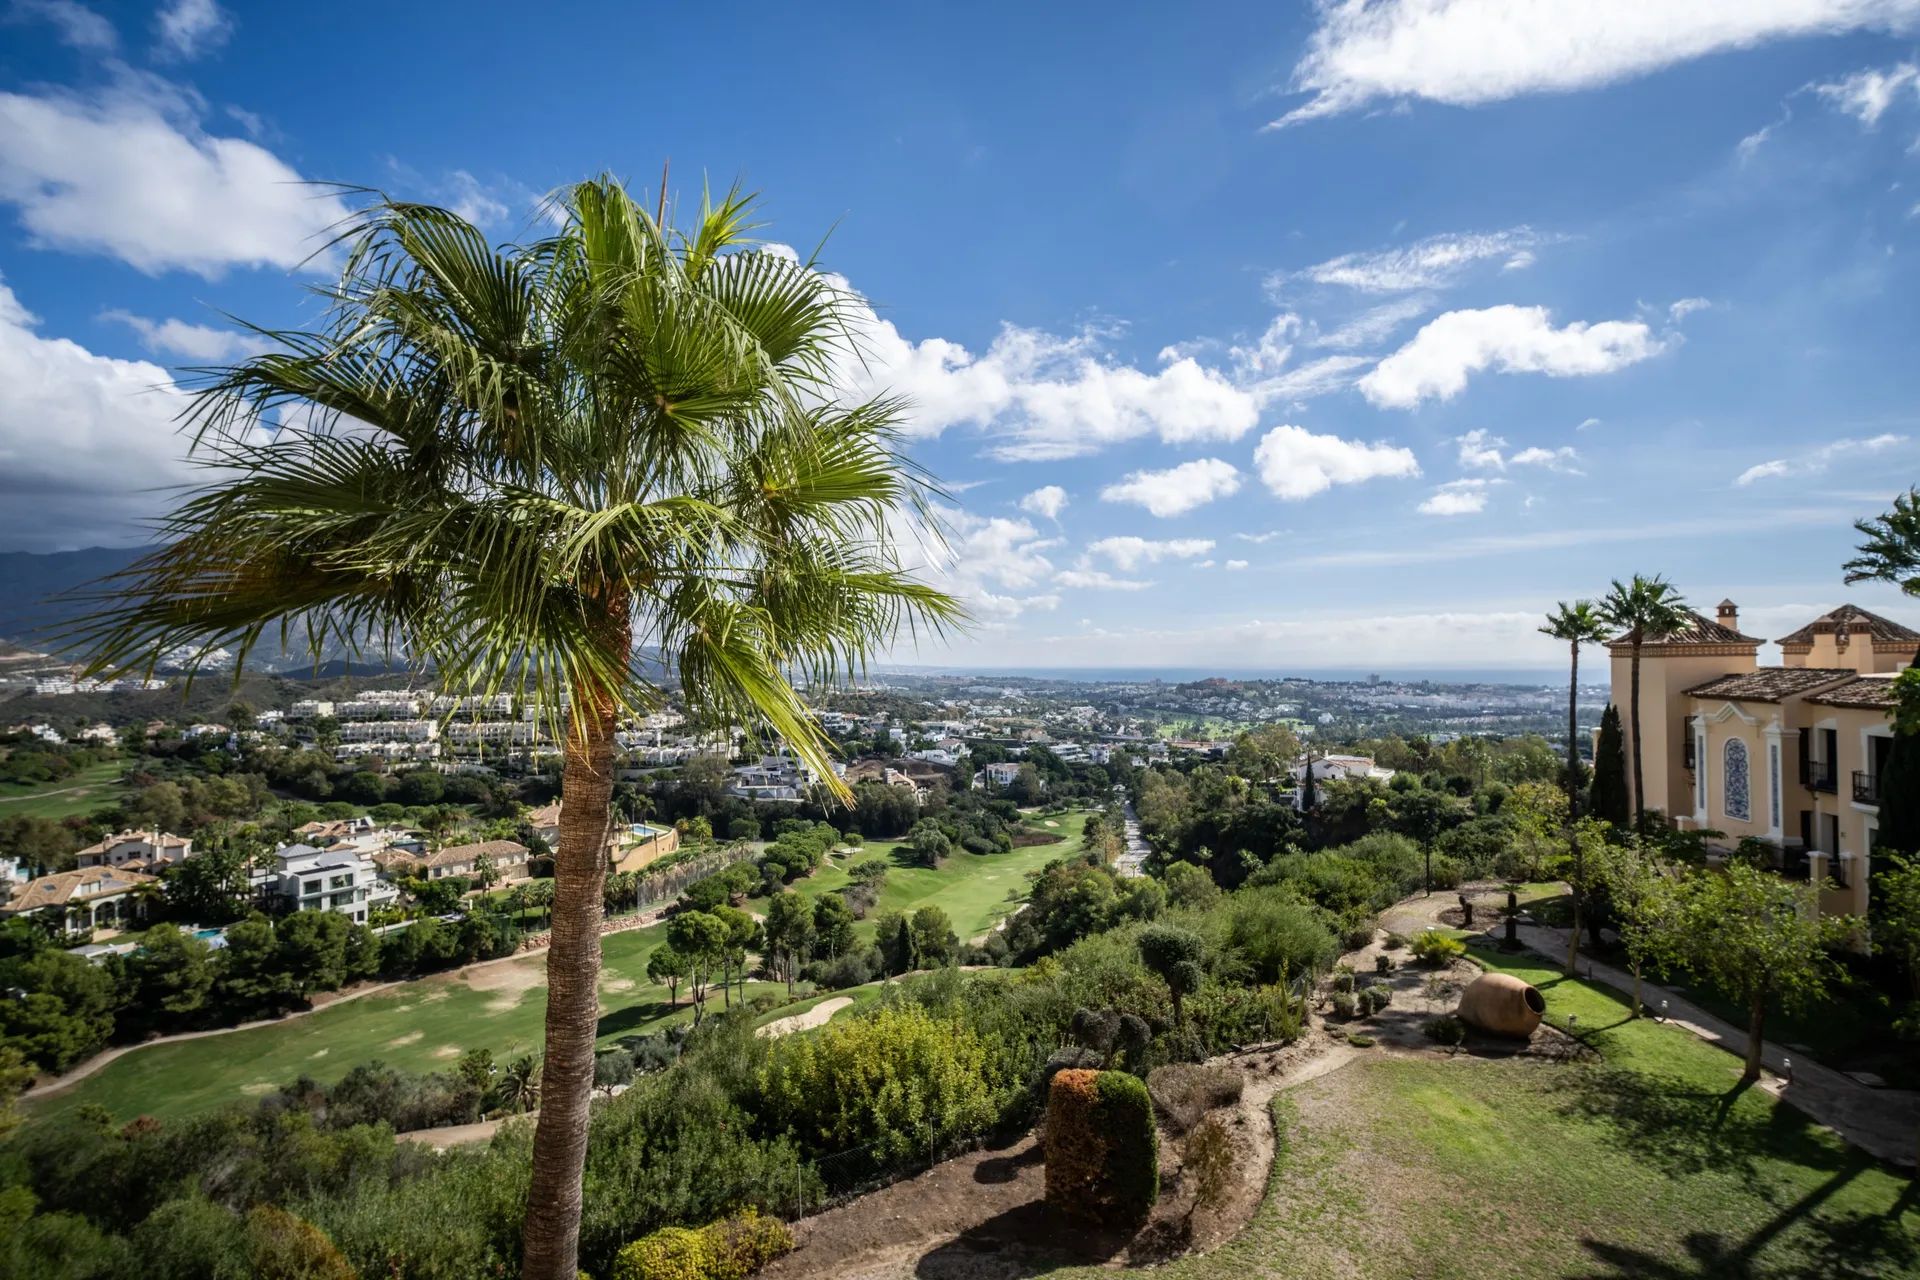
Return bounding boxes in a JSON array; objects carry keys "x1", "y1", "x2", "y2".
[
  {"x1": 28, "y1": 812, "x2": 1087, "y2": 1125},
  {"x1": 1066, "y1": 947, "x2": 1918, "y2": 1279},
  {"x1": 0, "y1": 758, "x2": 128, "y2": 819}
]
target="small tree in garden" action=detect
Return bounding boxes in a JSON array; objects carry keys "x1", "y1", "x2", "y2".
[
  {"x1": 1184, "y1": 1114, "x2": 1236, "y2": 1223},
  {"x1": 1503, "y1": 782, "x2": 1568, "y2": 883},
  {"x1": 1559, "y1": 816, "x2": 1611, "y2": 976},
  {"x1": 666, "y1": 911, "x2": 728, "y2": 1021},
  {"x1": 1138, "y1": 924, "x2": 1206, "y2": 1029},
  {"x1": 1677, "y1": 863, "x2": 1856, "y2": 1081},
  {"x1": 1604, "y1": 840, "x2": 1682, "y2": 1016},
  {"x1": 1874, "y1": 852, "x2": 1920, "y2": 1009}
]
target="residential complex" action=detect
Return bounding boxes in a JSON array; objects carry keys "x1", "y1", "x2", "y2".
[{"x1": 1610, "y1": 601, "x2": 1912, "y2": 921}]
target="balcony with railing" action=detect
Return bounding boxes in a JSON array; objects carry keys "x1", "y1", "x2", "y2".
[
  {"x1": 1853, "y1": 771, "x2": 1879, "y2": 805},
  {"x1": 1800, "y1": 756, "x2": 1837, "y2": 793}
]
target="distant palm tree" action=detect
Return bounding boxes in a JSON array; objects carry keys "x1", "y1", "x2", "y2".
[
  {"x1": 1539, "y1": 601, "x2": 1610, "y2": 814},
  {"x1": 499, "y1": 1054, "x2": 542, "y2": 1114},
  {"x1": 1599, "y1": 576, "x2": 1691, "y2": 832},
  {"x1": 59, "y1": 175, "x2": 962, "y2": 1280}
]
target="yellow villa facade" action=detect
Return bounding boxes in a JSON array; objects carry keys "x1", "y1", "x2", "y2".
[{"x1": 1610, "y1": 601, "x2": 1913, "y2": 921}]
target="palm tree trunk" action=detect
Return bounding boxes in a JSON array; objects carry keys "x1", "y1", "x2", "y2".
[
  {"x1": 520, "y1": 681, "x2": 619, "y2": 1280},
  {"x1": 1628, "y1": 641, "x2": 1646, "y2": 832},
  {"x1": 1566, "y1": 640, "x2": 1580, "y2": 815}
]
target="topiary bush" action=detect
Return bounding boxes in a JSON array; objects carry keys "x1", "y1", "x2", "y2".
[
  {"x1": 1374, "y1": 954, "x2": 1391, "y2": 975},
  {"x1": 1044, "y1": 1068, "x2": 1160, "y2": 1228},
  {"x1": 1410, "y1": 929, "x2": 1466, "y2": 966},
  {"x1": 1362, "y1": 983, "x2": 1392, "y2": 1012},
  {"x1": 1329, "y1": 990, "x2": 1358, "y2": 1020},
  {"x1": 1423, "y1": 1015, "x2": 1467, "y2": 1046},
  {"x1": 1146, "y1": 1063, "x2": 1244, "y2": 1135},
  {"x1": 1331, "y1": 970, "x2": 1355, "y2": 993},
  {"x1": 1348, "y1": 1033, "x2": 1376, "y2": 1048}
]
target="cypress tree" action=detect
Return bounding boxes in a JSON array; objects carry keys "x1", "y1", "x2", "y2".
[
  {"x1": 1590, "y1": 704, "x2": 1630, "y2": 830},
  {"x1": 1878, "y1": 732, "x2": 1920, "y2": 857}
]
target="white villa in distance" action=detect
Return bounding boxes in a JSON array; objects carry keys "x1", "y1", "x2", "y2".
[
  {"x1": 74, "y1": 829, "x2": 195, "y2": 872},
  {"x1": 1289, "y1": 754, "x2": 1396, "y2": 811}
]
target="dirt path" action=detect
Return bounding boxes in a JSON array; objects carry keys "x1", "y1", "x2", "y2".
[
  {"x1": 758, "y1": 997, "x2": 853, "y2": 1039},
  {"x1": 394, "y1": 1113, "x2": 531, "y2": 1151}
]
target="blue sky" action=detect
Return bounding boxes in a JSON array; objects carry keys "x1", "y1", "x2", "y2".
[{"x1": 3, "y1": 1, "x2": 1919, "y2": 670}]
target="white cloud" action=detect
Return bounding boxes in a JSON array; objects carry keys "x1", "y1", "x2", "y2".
[
  {"x1": 1814, "y1": 61, "x2": 1920, "y2": 125},
  {"x1": 1577, "y1": 417, "x2": 1602, "y2": 431},
  {"x1": 154, "y1": 0, "x2": 232, "y2": 60},
  {"x1": 1253, "y1": 424, "x2": 1420, "y2": 500},
  {"x1": 1099, "y1": 458, "x2": 1242, "y2": 517},
  {"x1": 1669, "y1": 297, "x2": 1712, "y2": 321},
  {"x1": 1359, "y1": 305, "x2": 1665, "y2": 408},
  {"x1": 1224, "y1": 559, "x2": 1249, "y2": 570},
  {"x1": 1734, "y1": 433, "x2": 1908, "y2": 485},
  {"x1": 1287, "y1": 228, "x2": 1546, "y2": 293},
  {"x1": 1228, "y1": 313, "x2": 1302, "y2": 375},
  {"x1": 1456, "y1": 428, "x2": 1507, "y2": 470},
  {"x1": 1017, "y1": 484, "x2": 1068, "y2": 521},
  {"x1": 1054, "y1": 568, "x2": 1155, "y2": 591},
  {"x1": 0, "y1": 79, "x2": 348, "y2": 277},
  {"x1": 1418, "y1": 478, "x2": 1496, "y2": 516},
  {"x1": 1308, "y1": 295, "x2": 1434, "y2": 348},
  {"x1": 1510, "y1": 445, "x2": 1583, "y2": 472},
  {"x1": 0, "y1": 278, "x2": 197, "y2": 548},
  {"x1": 99, "y1": 309, "x2": 270, "y2": 361},
  {"x1": 1272, "y1": 0, "x2": 1920, "y2": 127},
  {"x1": 1041, "y1": 609, "x2": 1565, "y2": 669},
  {"x1": 13, "y1": 0, "x2": 117, "y2": 49},
  {"x1": 1084, "y1": 536, "x2": 1215, "y2": 572},
  {"x1": 1234, "y1": 529, "x2": 1287, "y2": 544},
  {"x1": 891, "y1": 505, "x2": 1063, "y2": 623}
]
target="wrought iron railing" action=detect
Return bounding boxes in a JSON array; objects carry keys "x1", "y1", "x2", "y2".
[
  {"x1": 1800, "y1": 757, "x2": 1836, "y2": 793},
  {"x1": 1852, "y1": 770, "x2": 1878, "y2": 804}
]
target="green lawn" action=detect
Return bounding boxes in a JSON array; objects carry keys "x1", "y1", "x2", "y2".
[
  {"x1": 749, "y1": 808, "x2": 1087, "y2": 942},
  {"x1": 27, "y1": 814, "x2": 1086, "y2": 1125},
  {"x1": 1064, "y1": 947, "x2": 1918, "y2": 1279},
  {"x1": 0, "y1": 759, "x2": 128, "y2": 820}
]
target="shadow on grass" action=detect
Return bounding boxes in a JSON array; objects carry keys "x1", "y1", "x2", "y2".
[
  {"x1": 594, "y1": 1000, "x2": 678, "y2": 1038},
  {"x1": 911, "y1": 1203, "x2": 1128, "y2": 1279},
  {"x1": 1558, "y1": 1066, "x2": 1849, "y2": 1180}
]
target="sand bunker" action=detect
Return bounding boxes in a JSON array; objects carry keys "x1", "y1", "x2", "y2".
[
  {"x1": 462, "y1": 959, "x2": 546, "y2": 1012},
  {"x1": 757, "y1": 996, "x2": 853, "y2": 1039}
]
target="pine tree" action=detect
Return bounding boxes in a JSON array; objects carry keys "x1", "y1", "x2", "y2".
[{"x1": 1590, "y1": 704, "x2": 1630, "y2": 830}]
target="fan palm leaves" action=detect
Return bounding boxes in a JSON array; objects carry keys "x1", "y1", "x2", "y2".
[
  {"x1": 58, "y1": 174, "x2": 963, "y2": 1280},
  {"x1": 1539, "y1": 601, "x2": 1610, "y2": 813}
]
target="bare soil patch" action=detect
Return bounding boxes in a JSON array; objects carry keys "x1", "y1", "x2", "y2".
[{"x1": 460, "y1": 958, "x2": 545, "y2": 1011}]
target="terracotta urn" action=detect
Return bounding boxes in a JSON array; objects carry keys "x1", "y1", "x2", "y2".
[{"x1": 1457, "y1": 972, "x2": 1544, "y2": 1038}]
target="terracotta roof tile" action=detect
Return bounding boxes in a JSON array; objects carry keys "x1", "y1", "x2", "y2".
[
  {"x1": 1607, "y1": 609, "x2": 1762, "y2": 649},
  {"x1": 1684, "y1": 668, "x2": 1856, "y2": 703},
  {"x1": 1806, "y1": 675, "x2": 1902, "y2": 710},
  {"x1": 3, "y1": 866, "x2": 157, "y2": 913},
  {"x1": 1775, "y1": 604, "x2": 1920, "y2": 646}
]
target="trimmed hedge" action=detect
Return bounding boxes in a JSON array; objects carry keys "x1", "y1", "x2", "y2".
[
  {"x1": 610, "y1": 1210, "x2": 794, "y2": 1280},
  {"x1": 1044, "y1": 1068, "x2": 1159, "y2": 1228}
]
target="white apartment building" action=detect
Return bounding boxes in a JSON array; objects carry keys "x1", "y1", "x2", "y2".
[
  {"x1": 336, "y1": 691, "x2": 424, "y2": 720},
  {"x1": 431, "y1": 693, "x2": 515, "y2": 717},
  {"x1": 338, "y1": 719, "x2": 438, "y2": 744},
  {"x1": 288, "y1": 700, "x2": 335, "y2": 720},
  {"x1": 445, "y1": 721, "x2": 543, "y2": 751}
]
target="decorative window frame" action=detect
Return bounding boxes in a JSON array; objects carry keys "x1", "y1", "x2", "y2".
[{"x1": 1722, "y1": 737, "x2": 1751, "y2": 823}]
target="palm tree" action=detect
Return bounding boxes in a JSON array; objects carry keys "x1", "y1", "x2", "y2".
[
  {"x1": 1598, "y1": 576, "x2": 1691, "y2": 833},
  {"x1": 1845, "y1": 487, "x2": 1920, "y2": 659},
  {"x1": 58, "y1": 176, "x2": 962, "y2": 1280},
  {"x1": 1539, "y1": 601, "x2": 1609, "y2": 814},
  {"x1": 499, "y1": 1053, "x2": 542, "y2": 1114}
]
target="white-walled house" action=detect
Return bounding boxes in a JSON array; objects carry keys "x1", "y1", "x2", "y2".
[
  {"x1": 260, "y1": 844, "x2": 399, "y2": 925},
  {"x1": 75, "y1": 829, "x2": 195, "y2": 872},
  {"x1": 1289, "y1": 754, "x2": 1396, "y2": 810},
  {"x1": 2, "y1": 866, "x2": 158, "y2": 931}
]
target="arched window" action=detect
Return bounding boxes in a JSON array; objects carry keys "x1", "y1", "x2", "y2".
[{"x1": 1723, "y1": 738, "x2": 1751, "y2": 823}]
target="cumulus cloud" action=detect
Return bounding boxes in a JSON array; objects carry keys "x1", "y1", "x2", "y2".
[
  {"x1": 99, "y1": 309, "x2": 270, "y2": 361},
  {"x1": 1418, "y1": 478, "x2": 1496, "y2": 516},
  {"x1": 154, "y1": 0, "x2": 232, "y2": 60},
  {"x1": 1456, "y1": 428, "x2": 1507, "y2": 470},
  {"x1": 1084, "y1": 536, "x2": 1215, "y2": 572},
  {"x1": 1271, "y1": 0, "x2": 1920, "y2": 127},
  {"x1": 1099, "y1": 458, "x2": 1243, "y2": 517},
  {"x1": 1734, "y1": 433, "x2": 1908, "y2": 485},
  {"x1": 1234, "y1": 530, "x2": 1287, "y2": 544},
  {"x1": 1814, "y1": 61, "x2": 1920, "y2": 124},
  {"x1": 0, "y1": 278, "x2": 197, "y2": 548},
  {"x1": 1253, "y1": 424, "x2": 1420, "y2": 500},
  {"x1": 1287, "y1": 228, "x2": 1547, "y2": 293},
  {"x1": 891, "y1": 505, "x2": 1062, "y2": 623},
  {"x1": 1017, "y1": 484, "x2": 1068, "y2": 521},
  {"x1": 0, "y1": 78, "x2": 348, "y2": 276},
  {"x1": 1511, "y1": 445, "x2": 1583, "y2": 472},
  {"x1": 1224, "y1": 559, "x2": 1249, "y2": 570},
  {"x1": 1359, "y1": 305, "x2": 1664, "y2": 408}
]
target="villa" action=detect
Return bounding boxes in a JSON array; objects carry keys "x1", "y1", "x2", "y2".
[
  {"x1": 1610, "y1": 600, "x2": 1913, "y2": 922},
  {"x1": 1289, "y1": 754, "x2": 1397, "y2": 811},
  {"x1": 2, "y1": 865, "x2": 158, "y2": 931},
  {"x1": 258, "y1": 843, "x2": 400, "y2": 925},
  {"x1": 74, "y1": 829, "x2": 194, "y2": 872},
  {"x1": 407, "y1": 839, "x2": 533, "y2": 883}
]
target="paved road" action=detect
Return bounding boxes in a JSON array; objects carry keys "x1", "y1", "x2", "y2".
[{"x1": 1116, "y1": 801, "x2": 1149, "y2": 878}]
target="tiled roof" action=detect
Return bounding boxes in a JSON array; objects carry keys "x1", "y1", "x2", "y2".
[
  {"x1": 1775, "y1": 604, "x2": 1920, "y2": 646},
  {"x1": 1685, "y1": 668, "x2": 1855, "y2": 703},
  {"x1": 3, "y1": 866, "x2": 157, "y2": 913},
  {"x1": 422, "y1": 839, "x2": 528, "y2": 869},
  {"x1": 76, "y1": 829, "x2": 189, "y2": 856},
  {"x1": 1807, "y1": 675, "x2": 1902, "y2": 710},
  {"x1": 1607, "y1": 609, "x2": 1762, "y2": 649}
]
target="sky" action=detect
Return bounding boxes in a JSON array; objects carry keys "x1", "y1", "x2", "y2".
[{"x1": 2, "y1": 1, "x2": 1919, "y2": 673}]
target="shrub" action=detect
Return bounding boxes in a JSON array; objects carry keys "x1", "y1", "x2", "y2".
[
  {"x1": 246, "y1": 1206, "x2": 356, "y2": 1280},
  {"x1": 1410, "y1": 929, "x2": 1466, "y2": 966},
  {"x1": 1374, "y1": 954, "x2": 1391, "y2": 975},
  {"x1": 1219, "y1": 888, "x2": 1339, "y2": 983},
  {"x1": 1424, "y1": 1015, "x2": 1467, "y2": 1046},
  {"x1": 1348, "y1": 1033, "x2": 1376, "y2": 1048},
  {"x1": 1341, "y1": 921, "x2": 1377, "y2": 951},
  {"x1": 1184, "y1": 1114, "x2": 1236, "y2": 1218},
  {"x1": 1331, "y1": 971, "x2": 1355, "y2": 993},
  {"x1": 707, "y1": 1209, "x2": 796, "y2": 1279},
  {"x1": 1383, "y1": 931, "x2": 1408, "y2": 950},
  {"x1": 1044, "y1": 1068, "x2": 1159, "y2": 1227},
  {"x1": 1329, "y1": 990, "x2": 1358, "y2": 1020},
  {"x1": 1362, "y1": 983, "x2": 1392, "y2": 1010},
  {"x1": 1146, "y1": 1063, "x2": 1244, "y2": 1134},
  {"x1": 611, "y1": 1225, "x2": 712, "y2": 1280}
]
